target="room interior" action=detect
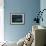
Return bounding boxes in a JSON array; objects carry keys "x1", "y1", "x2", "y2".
[{"x1": 0, "y1": 0, "x2": 46, "y2": 46}]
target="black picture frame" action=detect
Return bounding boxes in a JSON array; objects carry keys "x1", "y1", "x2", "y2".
[{"x1": 10, "y1": 13, "x2": 24, "y2": 24}]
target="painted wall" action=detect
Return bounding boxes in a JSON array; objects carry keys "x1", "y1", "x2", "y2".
[
  {"x1": 40, "y1": 0, "x2": 46, "y2": 45},
  {"x1": 4, "y1": 0, "x2": 40, "y2": 42},
  {"x1": 40, "y1": 0, "x2": 46, "y2": 27}
]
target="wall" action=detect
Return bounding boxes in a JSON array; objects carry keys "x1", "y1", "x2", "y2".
[
  {"x1": 40, "y1": 0, "x2": 46, "y2": 27},
  {"x1": 4, "y1": 0, "x2": 40, "y2": 42},
  {"x1": 40, "y1": 0, "x2": 46, "y2": 45}
]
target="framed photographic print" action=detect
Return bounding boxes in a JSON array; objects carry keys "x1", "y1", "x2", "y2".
[{"x1": 11, "y1": 13, "x2": 24, "y2": 24}]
